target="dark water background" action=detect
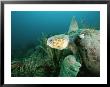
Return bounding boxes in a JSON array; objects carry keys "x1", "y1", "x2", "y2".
[{"x1": 11, "y1": 11, "x2": 100, "y2": 58}]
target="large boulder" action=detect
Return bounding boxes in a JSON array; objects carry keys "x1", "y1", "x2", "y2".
[{"x1": 76, "y1": 29, "x2": 100, "y2": 76}]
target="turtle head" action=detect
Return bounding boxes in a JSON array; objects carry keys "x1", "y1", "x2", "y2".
[{"x1": 47, "y1": 34, "x2": 69, "y2": 50}]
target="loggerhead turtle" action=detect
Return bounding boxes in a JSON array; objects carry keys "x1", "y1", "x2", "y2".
[{"x1": 47, "y1": 16, "x2": 100, "y2": 76}]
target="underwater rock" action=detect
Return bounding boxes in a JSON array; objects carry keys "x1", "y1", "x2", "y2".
[
  {"x1": 59, "y1": 55, "x2": 81, "y2": 77},
  {"x1": 76, "y1": 29, "x2": 100, "y2": 76}
]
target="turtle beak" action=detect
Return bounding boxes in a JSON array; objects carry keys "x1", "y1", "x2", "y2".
[{"x1": 47, "y1": 38, "x2": 53, "y2": 47}]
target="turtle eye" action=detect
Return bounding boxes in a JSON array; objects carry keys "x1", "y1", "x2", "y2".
[{"x1": 49, "y1": 39, "x2": 53, "y2": 43}]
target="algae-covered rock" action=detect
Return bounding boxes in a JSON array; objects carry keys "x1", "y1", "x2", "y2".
[
  {"x1": 77, "y1": 29, "x2": 100, "y2": 75},
  {"x1": 59, "y1": 55, "x2": 81, "y2": 77}
]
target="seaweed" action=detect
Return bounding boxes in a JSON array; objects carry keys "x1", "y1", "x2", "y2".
[{"x1": 11, "y1": 33, "x2": 73, "y2": 77}]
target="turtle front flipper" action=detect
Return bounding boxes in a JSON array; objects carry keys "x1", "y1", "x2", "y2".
[{"x1": 68, "y1": 16, "x2": 78, "y2": 34}]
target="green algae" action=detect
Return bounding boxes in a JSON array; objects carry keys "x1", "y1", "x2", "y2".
[{"x1": 11, "y1": 33, "x2": 73, "y2": 77}]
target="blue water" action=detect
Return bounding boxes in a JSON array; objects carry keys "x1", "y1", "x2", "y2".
[{"x1": 11, "y1": 11, "x2": 100, "y2": 55}]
